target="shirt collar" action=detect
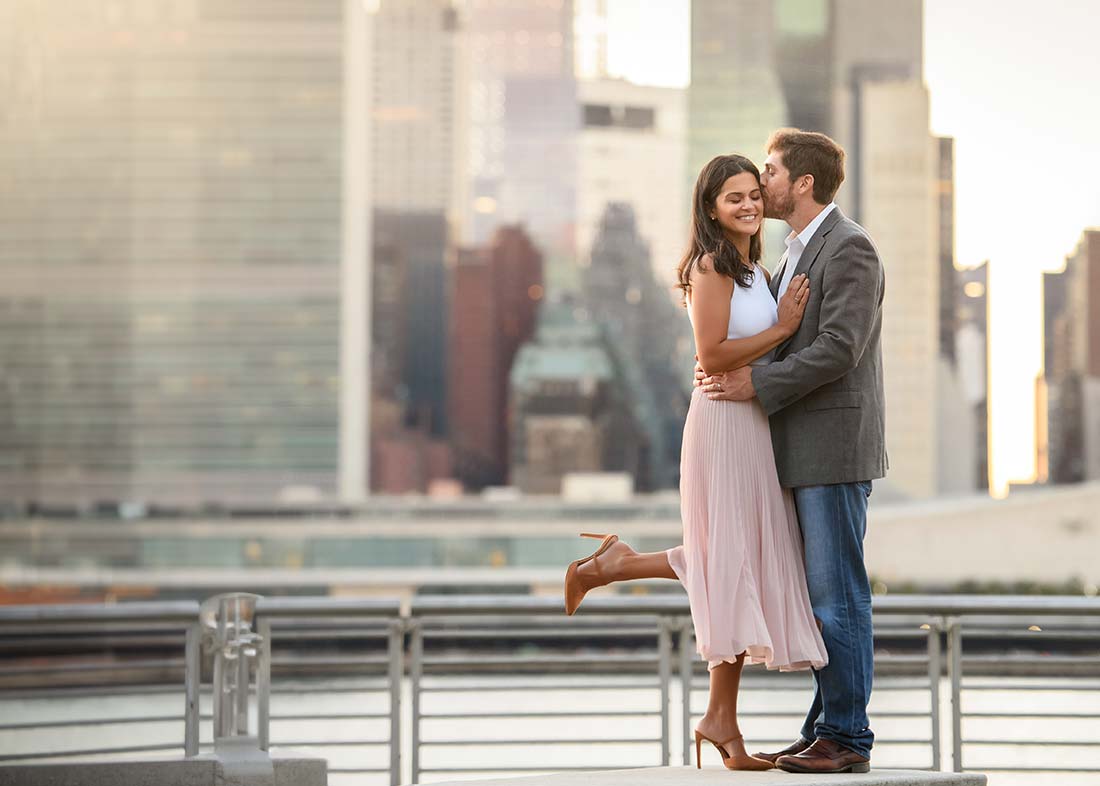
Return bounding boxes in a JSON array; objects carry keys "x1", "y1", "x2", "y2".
[{"x1": 793, "y1": 202, "x2": 837, "y2": 248}]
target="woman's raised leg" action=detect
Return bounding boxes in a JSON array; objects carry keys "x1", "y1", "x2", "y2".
[{"x1": 564, "y1": 537, "x2": 678, "y2": 615}]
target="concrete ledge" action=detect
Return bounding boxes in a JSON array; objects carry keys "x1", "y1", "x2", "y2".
[
  {"x1": 426, "y1": 766, "x2": 986, "y2": 786},
  {"x1": 0, "y1": 755, "x2": 327, "y2": 786}
]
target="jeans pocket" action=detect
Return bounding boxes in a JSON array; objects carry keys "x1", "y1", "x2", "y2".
[{"x1": 857, "y1": 480, "x2": 872, "y2": 498}]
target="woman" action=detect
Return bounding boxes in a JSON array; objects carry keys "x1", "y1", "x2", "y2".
[{"x1": 563, "y1": 155, "x2": 828, "y2": 770}]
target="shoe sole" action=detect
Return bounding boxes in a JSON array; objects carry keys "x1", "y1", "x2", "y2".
[{"x1": 777, "y1": 761, "x2": 870, "y2": 774}]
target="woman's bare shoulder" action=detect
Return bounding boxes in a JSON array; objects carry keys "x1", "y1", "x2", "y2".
[{"x1": 689, "y1": 254, "x2": 730, "y2": 291}]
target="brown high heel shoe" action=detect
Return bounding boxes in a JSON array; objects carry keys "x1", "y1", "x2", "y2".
[
  {"x1": 563, "y1": 533, "x2": 618, "y2": 615},
  {"x1": 694, "y1": 729, "x2": 775, "y2": 771}
]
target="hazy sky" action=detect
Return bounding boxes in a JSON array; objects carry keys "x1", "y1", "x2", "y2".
[{"x1": 603, "y1": 0, "x2": 1100, "y2": 495}]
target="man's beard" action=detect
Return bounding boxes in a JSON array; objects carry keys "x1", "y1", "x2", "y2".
[{"x1": 764, "y1": 186, "x2": 795, "y2": 220}]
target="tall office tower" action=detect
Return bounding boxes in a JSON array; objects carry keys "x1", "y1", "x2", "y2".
[
  {"x1": 773, "y1": 0, "x2": 832, "y2": 133},
  {"x1": 828, "y1": 0, "x2": 923, "y2": 220},
  {"x1": 934, "y1": 136, "x2": 984, "y2": 495},
  {"x1": 574, "y1": 0, "x2": 610, "y2": 80},
  {"x1": 933, "y1": 136, "x2": 973, "y2": 495},
  {"x1": 1042, "y1": 258, "x2": 1072, "y2": 482},
  {"x1": 583, "y1": 204, "x2": 691, "y2": 489},
  {"x1": 0, "y1": 1, "x2": 370, "y2": 506},
  {"x1": 688, "y1": 0, "x2": 789, "y2": 254},
  {"x1": 371, "y1": 0, "x2": 460, "y2": 441},
  {"x1": 509, "y1": 300, "x2": 649, "y2": 494},
  {"x1": 937, "y1": 138, "x2": 958, "y2": 363},
  {"x1": 372, "y1": 0, "x2": 459, "y2": 215},
  {"x1": 860, "y1": 80, "x2": 939, "y2": 499},
  {"x1": 577, "y1": 79, "x2": 688, "y2": 288},
  {"x1": 369, "y1": 211, "x2": 455, "y2": 494},
  {"x1": 448, "y1": 226, "x2": 543, "y2": 489},
  {"x1": 371, "y1": 212, "x2": 453, "y2": 494},
  {"x1": 460, "y1": 0, "x2": 578, "y2": 292},
  {"x1": 956, "y1": 263, "x2": 990, "y2": 491},
  {"x1": 1043, "y1": 230, "x2": 1100, "y2": 484}
]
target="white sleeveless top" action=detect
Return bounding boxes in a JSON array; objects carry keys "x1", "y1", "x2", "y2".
[{"x1": 688, "y1": 263, "x2": 778, "y2": 367}]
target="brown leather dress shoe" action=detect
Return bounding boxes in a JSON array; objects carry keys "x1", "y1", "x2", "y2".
[
  {"x1": 751, "y1": 737, "x2": 813, "y2": 765},
  {"x1": 776, "y1": 737, "x2": 870, "y2": 774}
]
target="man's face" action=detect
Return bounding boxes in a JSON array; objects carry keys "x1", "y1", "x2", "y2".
[{"x1": 761, "y1": 151, "x2": 795, "y2": 220}]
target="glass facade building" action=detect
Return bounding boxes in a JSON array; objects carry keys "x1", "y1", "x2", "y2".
[{"x1": 0, "y1": 1, "x2": 353, "y2": 505}]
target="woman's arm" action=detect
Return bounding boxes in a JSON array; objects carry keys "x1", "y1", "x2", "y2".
[{"x1": 689, "y1": 258, "x2": 808, "y2": 375}]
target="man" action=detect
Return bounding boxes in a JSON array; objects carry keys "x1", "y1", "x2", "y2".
[{"x1": 695, "y1": 128, "x2": 887, "y2": 774}]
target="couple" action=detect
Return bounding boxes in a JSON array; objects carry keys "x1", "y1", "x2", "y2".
[{"x1": 563, "y1": 129, "x2": 887, "y2": 774}]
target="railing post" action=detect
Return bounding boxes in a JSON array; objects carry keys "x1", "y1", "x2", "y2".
[
  {"x1": 678, "y1": 617, "x2": 693, "y2": 766},
  {"x1": 926, "y1": 617, "x2": 942, "y2": 771},
  {"x1": 235, "y1": 638, "x2": 249, "y2": 733},
  {"x1": 257, "y1": 616, "x2": 272, "y2": 751},
  {"x1": 184, "y1": 620, "x2": 201, "y2": 757},
  {"x1": 657, "y1": 616, "x2": 672, "y2": 766},
  {"x1": 947, "y1": 616, "x2": 963, "y2": 772},
  {"x1": 409, "y1": 618, "x2": 423, "y2": 785},
  {"x1": 387, "y1": 618, "x2": 404, "y2": 786}
]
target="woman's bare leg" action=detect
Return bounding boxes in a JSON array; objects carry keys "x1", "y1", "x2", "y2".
[
  {"x1": 695, "y1": 655, "x2": 771, "y2": 768},
  {"x1": 575, "y1": 540, "x2": 678, "y2": 585},
  {"x1": 697, "y1": 657, "x2": 745, "y2": 742}
]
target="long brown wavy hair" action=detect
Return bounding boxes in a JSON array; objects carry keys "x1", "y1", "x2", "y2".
[{"x1": 676, "y1": 154, "x2": 763, "y2": 304}]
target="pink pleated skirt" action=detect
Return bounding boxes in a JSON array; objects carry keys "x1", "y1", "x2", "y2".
[{"x1": 667, "y1": 387, "x2": 828, "y2": 672}]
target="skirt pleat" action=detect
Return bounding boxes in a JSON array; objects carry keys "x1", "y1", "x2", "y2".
[{"x1": 666, "y1": 387, "x2": 828, "y2": 672}]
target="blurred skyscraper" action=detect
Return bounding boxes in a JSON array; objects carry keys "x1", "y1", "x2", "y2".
[
  {"x1": 935, "y1": 137, "x2": 989, "y2": 493},
  {"x1": 938, "y1": 138, "x2": 959, "y2": 365},
  {"x1": 828, "y1": 0, "x2": 924, "y2": 221},
  {"x1": 458, "y1": 0, "x2": 578, "y2": 293},
  {"x1": 371, "y1": 0, "x2": 460, "y2": 449},
  {"x1": 370, "y1": 211, "x2": 454, "y2": 494},
  {"x1": 577, "y1": 78, "x2": 688, "y2": 288},
  {"x1": 955, "y1": 263, "x2": 990, "y2": 490},
  {"x1": 582, "y1": 203, "x2": 691, "y2": 488},
  {"x1": 1042, "y1": 230, "x2": 1100, "y2": 484},
  {"x1": 859, "y1": 79, "x2": 941, "y2": 498},
  {"x1": 688, "y1": 0, "x2": 789, "y2": 252},
  {"x1": 933, "y1": 136, "x2": 988, "y2": 495},
  {"x1": 573, "y1": 0, "x2": 610, "y2": 80},
  {"x1": 449, "y1": 226, "x2": 543, "y2": 490},
  {"x1": 0, "y1": 1, "x2": 372, "y2": 506},
  {"x1": 773, "y1": 0, "x2": 831, "y2": 134}
]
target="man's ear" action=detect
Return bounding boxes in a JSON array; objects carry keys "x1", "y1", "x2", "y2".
[{"x1": 799, "y1": 174, "x2": 815, "y2": 197}]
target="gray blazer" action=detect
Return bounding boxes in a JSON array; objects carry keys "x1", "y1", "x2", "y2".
[{"x1": 750, "y1": 207, "x2": 888, "y2": 488}]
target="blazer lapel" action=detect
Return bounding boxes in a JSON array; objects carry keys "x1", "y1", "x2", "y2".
[
  {"x1": 789, "y1": 206, "x2": 844, "y2": 282},
  {"x1": 773, "y1": 207, "x2": 845, "y2": 359},
  {"x1": 768, "y1": 251, "x2": 788, "y2": 301}
]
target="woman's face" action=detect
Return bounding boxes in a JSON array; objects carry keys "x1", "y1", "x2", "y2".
[{"x1": 709, "y1": 172, "x2": 763, "y2": 240}]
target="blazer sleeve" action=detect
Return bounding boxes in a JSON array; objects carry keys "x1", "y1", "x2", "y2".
[{"x1": 751, "y1": 232, "x2": 882, "y2": 416}]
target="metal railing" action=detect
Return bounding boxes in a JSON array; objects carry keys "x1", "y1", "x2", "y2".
[{"x1": 1, "y1": 594, "x2": 1098, "y2": 783}]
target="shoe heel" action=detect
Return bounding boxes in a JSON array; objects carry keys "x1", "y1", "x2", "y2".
[
  {"x1": 850, "y1": 763, "x2": 871, "y2": 774},
  {"x1": 694, "y1": 730, "x2": 703, "y2": 769}
]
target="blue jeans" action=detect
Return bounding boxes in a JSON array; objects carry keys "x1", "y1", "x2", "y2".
[{"x1": 793, "y1": 480, "x2": 875, "y2": 758}]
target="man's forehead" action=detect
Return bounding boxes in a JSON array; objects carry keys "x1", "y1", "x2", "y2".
[{"x1": 764, "y1": 151, "x2": 783, "y2": 168}]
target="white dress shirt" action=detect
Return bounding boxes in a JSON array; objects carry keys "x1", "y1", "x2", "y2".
[{"x1": 776, "y1": 202, "x2": 837, "y2": 300}]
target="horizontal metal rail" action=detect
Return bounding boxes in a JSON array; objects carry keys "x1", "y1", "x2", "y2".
[{"x1": 1, "y1": 594, "x2": 1098, "y2": 784}]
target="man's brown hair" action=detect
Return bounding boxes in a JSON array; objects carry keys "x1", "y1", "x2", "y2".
[{"x1": 766, "y1": 128, "x2": 846, "y2": 204}]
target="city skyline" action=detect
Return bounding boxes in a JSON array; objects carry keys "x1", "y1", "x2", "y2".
[
  {"x1": 3, "y1": 0, "x2": 1096, "y2": 504},
  {"x1": 600, "y1": 0, "x2": 1100, "y2": 495}
]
